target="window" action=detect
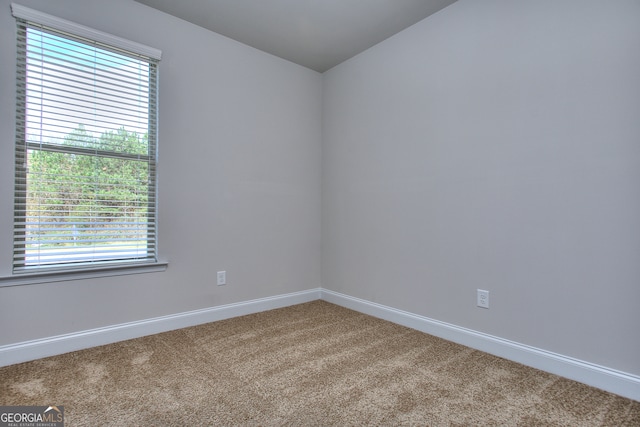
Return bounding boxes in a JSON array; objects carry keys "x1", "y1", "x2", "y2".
[{"x1": 11, "y1": 4, "x2": 162, "y2": 274}]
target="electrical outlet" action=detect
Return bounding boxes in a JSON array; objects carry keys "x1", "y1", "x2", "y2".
[
  {"x1": 477, "y1": 289, "x2": 489, "y2": 309},
  {"x1": 217, "y1": 271, "x2": 226, "y2": 286}
]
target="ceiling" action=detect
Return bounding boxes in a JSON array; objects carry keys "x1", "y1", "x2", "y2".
[{"x1": 134, "y1": 0, "x2": 458, "y2": 73}]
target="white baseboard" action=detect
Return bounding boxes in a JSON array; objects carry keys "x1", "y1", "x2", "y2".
[
  {"x1": 2, "y1": 286, "x2": 638, "y2": 402},
  {"x1": 321, "y1": 289, "x2": 640, "y2": 402},
  {"x1": 0, "y1": 288, "x2": 321, "y2": 368}
]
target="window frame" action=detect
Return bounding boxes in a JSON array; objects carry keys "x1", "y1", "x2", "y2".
[{"x1": 1, "y1": 4, "x2": 166, "y2": 286}]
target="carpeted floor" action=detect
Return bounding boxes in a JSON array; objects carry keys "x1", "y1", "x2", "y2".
[{"x1": 1, "y1": 300, "x2": 639, "y2": 426}]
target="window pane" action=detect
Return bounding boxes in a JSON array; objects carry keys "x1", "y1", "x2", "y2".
[
  {"x1": 22, "y1": 148, "x2": 152, "y2": 266},
  {"x1": 24, "y1": 29, "x2": 151, "y2": 153}
]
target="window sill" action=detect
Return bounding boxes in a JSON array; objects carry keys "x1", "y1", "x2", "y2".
[{"x1": 0, "y1": 261, "x2": 168, "y2": 287}]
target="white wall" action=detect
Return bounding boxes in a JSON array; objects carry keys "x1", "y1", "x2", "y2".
[
  {"x1": 1, "y1": 0, "x2": 638, "y2": 386},
  {"x1": 0, "y1": 0, "x2": 322, "y2": 345},
  {"x1": 322, "y1": 0, "x2": 640, "y2": 376}
]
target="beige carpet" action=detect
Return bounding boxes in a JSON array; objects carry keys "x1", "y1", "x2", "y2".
[{"x1": 1, "y1": 300, "x2": 638, "y2": 426}]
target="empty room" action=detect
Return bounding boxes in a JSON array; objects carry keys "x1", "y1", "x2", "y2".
[{"x1": 0, "y1": 0, "x2": 638, "y2": 425}]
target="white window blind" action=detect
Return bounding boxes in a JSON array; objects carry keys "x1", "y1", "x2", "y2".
[{"x1": 12, "y1": 5, "x2": 161, "y2": 273}]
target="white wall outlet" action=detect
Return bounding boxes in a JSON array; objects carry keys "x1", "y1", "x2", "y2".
[
  {"x1": 477, "y1": 289, "x2": 489, "y2": 309},
  {"x1": 217, "y1": 271, "x2": 226, "y2": 286}
]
